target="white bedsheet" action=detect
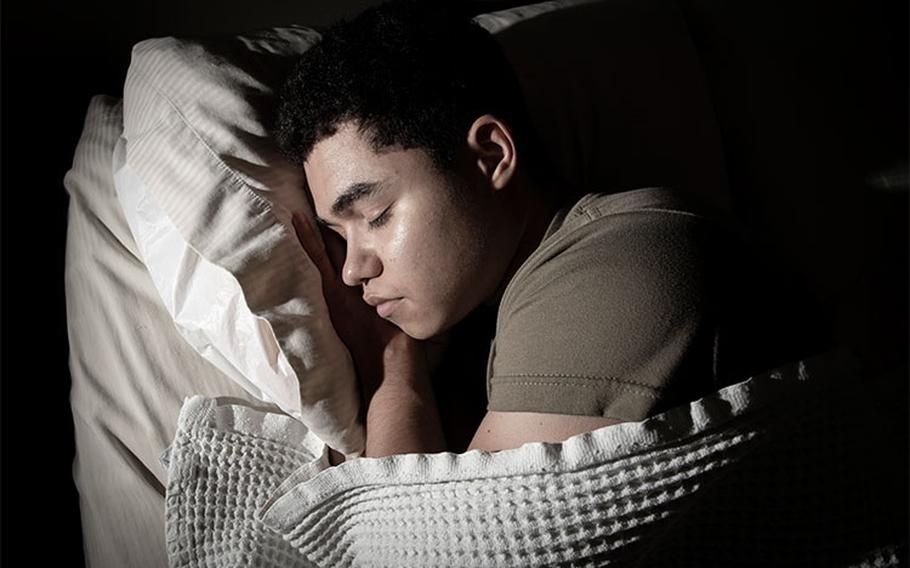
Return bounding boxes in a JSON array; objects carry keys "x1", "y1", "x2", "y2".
[{"x1": 164, "y1": 353, "x2": 906, "y2": 567}]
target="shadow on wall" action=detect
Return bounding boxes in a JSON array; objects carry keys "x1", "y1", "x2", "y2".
[
  {"x1": 484, "y1": 0, "x2": 731, "y2": 216},
  {"x1": 674, "y1": 0, "x2": 908, "y2": 374}
]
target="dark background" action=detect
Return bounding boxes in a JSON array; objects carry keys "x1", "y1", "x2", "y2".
[{"x1": 1, "y1": 0, "x2": 906, "y2": 565}]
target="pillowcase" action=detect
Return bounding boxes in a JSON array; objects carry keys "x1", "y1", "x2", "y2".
[
  {"x1": 113, "y1": 140, "x2": 290, "y2": 412},
  {"x1": 119, "y1": 26, "x2": 365, "y2": 457}
]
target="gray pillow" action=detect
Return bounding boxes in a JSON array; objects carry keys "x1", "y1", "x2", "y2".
[{"x1": 475, "y1": 0, "x2": 730, "y2": 217}]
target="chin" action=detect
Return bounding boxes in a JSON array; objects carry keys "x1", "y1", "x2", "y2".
[
  {"x1": 396, "y1": 321, "x2": 436, "y2": 341},
  {"x1": 394, "y1": 310, "x2": 448, "y2": 341}
]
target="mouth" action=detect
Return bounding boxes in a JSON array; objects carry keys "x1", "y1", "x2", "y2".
[{"x1": 375, "y1": 298, "x2": 402, "y2": 318}]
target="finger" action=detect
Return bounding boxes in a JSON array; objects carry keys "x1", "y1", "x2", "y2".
[
  {"x1": 321, "y1": 228, "x2": 348, "y2": 278},
  {"x1": 291, "y1": 211, "x2": 324, "y2": 259},
  {"x1": 292, "y1": 212, "x2": 335, "y2": 279}
]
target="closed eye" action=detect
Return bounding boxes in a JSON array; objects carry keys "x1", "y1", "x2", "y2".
[{"x1": 368, "y1": 205, "x2": 392, "y2": 229}]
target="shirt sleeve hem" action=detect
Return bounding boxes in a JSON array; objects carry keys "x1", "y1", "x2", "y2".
[{"x1": 487, "y1": 374, "x2": 659, "y2": 421}]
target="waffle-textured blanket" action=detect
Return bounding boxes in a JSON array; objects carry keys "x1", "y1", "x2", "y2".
[{"x1": 164, "y1": 354, "x2": 907, "y2": 567}]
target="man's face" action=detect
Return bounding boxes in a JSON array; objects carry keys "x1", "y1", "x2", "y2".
[{"x1": 304, "y1": 121, "x2": 510, "y2": 340}]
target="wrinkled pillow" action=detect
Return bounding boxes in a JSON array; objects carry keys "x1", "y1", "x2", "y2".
[{"x1": 119, "y1": 26, "x2": 365, "y2": 457}]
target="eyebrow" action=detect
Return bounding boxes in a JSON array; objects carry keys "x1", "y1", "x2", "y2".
[{"x1": 315, "y1": 181, "x2": 385, "y2": 227}]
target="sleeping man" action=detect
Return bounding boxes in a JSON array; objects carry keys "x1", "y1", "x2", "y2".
[{"x1": 273, "y1": 0, "x2": 819, "y2": 463}]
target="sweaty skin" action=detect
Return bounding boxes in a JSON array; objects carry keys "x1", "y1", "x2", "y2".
[{"x1": 303, "y1": 119, "x2": 529, "y2": 340}]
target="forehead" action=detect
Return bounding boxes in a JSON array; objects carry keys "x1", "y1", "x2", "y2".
[
  {"x1": 304, "y1": 121, "x2": 381, "y2": 192},
  {"x1": 303, "y1": 121, "x2": 441, "y2": 210}
]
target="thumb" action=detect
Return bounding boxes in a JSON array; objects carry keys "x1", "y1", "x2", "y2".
[
  {"x1": 292, "y1": 211, "x2": 333, "y2": 278},
  {"x1": 321, "y1": 228, "x2": 348, "y2": 277}
]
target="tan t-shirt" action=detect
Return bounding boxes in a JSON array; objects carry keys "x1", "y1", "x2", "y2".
[{"x1": 486, "y1": 187, "x2": 815, "y2": 421}]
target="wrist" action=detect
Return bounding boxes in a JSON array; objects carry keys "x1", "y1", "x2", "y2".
[
  {"x1": 381, "y1": 334, "x2": 428, "y2": 386},
  {"x1": 383, "y1": 332, "x2": 422, "y2": 360},
  {"x1": 354, "y1": 332, "x2": 427, "y2": 405},
  {"x1": 365, "y1": 368, "x2": 445, "y2": 457}
]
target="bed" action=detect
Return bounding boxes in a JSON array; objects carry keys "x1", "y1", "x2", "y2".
[{"x1": 63, "y1": 0, "x2": 907, "y2": 566}]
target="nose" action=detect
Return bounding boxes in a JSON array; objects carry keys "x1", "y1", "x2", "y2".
[{"x1": 341, "y1": 238, "x2": 382, "y2": 287}]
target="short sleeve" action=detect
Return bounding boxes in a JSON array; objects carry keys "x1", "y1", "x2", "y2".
[{"x1": 487, "y1": 207, "x2": 721, "y2": 421}]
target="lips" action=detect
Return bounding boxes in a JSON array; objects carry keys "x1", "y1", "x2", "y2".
[
  {"x1": 375, "y1": 298, "x2": 401, "y2": 318},
  {"x1": 363, "y1": 294, "x2": 403, "y2": 318}
]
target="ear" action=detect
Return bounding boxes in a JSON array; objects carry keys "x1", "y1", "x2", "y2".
[{"x1": 466, "y1": 114, "x2": 517, "y2": 191}]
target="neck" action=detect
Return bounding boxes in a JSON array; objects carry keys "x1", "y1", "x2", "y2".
[{"x1": 484, "y1": 170, "x2": 560, "y2": 309}]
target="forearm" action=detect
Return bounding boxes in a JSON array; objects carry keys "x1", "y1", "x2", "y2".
[{"x1": 363, "y1": 337, "x2": 446, "y2": 458}]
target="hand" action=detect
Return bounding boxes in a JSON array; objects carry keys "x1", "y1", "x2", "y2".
[{"x1": 292, "y1": 211, "x2": 419, "y2": 403}]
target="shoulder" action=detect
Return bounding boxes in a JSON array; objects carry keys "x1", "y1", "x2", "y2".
[
  {"x1": 499, "y1": 187, "x2": 718, "y2": 319},
  {"x1": 544, "y1": 186, "x2": 712, "y2": 239},
  {"x1": 487, "y1": 187, "x2": 724, "y2": 419}
]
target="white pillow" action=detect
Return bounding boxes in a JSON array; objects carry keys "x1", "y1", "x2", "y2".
[
  {"x1": 119, "y1": 26, "x2": 365, "y2": 457},
  {"x1": 113, "y1": 140, "x2": 293, "y2": 412}
]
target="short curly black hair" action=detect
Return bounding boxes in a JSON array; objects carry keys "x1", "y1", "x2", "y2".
[{"x1": 273, "y1": 0, "x2": 539, "y2": 177}]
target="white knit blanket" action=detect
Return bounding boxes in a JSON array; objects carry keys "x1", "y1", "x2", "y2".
[{"x1": 164, "y1": 353, "x2": 906, "y2": 567}]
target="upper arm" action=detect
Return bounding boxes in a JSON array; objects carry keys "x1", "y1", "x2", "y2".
[
  {"x1": 488, "y1": 210, "x2": 718, "y2": 422},
  {"x1": 466, "y1": 410, "x2": 623, "y2": 453}
]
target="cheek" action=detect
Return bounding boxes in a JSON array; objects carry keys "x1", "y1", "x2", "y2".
[
  {"x1": 394, "y1": 203, "x2": 484, "y2": 302},
  {"x1": 382, "y1": 208, "x2": 437, "y2": 292},
  {"x1": 379, "y1": 218, "x2": 449, "y2": 338},
  {"x1": 378, "y1": 191, "x2": 490, "y2": 335}
]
